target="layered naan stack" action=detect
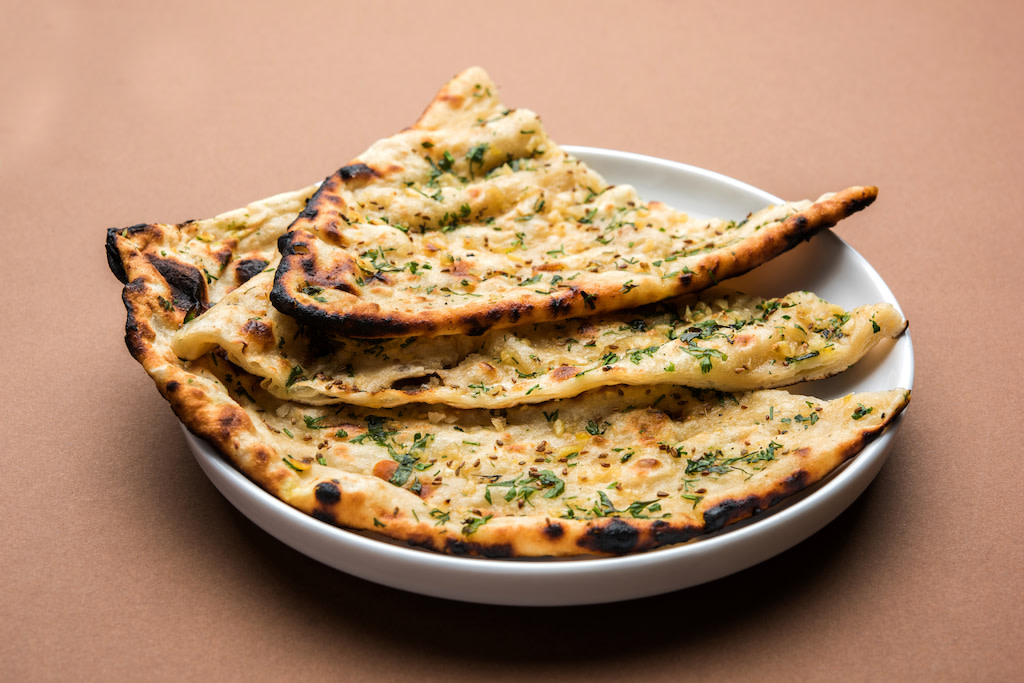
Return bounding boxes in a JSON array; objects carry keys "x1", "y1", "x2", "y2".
[{"x1": 106, "y1": 67, "x2": 909, "y2": 557}]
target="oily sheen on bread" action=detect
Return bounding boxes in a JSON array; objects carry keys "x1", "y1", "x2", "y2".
[
  {"x1": 270, "y1": 67, "x2": 877, "y2": 339},
  {"x1": 172, "y1": 271, "x2": 906, "y2": 408}
]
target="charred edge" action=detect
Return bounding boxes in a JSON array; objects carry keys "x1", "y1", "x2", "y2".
[
  {"x1": 338, "y1": 163, "x2": 380, "y2": 182},
  {"x1": 234, "y1": 258, "x2": 269, "y2": 285},
  {"x1": 843, "y1": 187, "x2": 878, "y2": 214},
  {"x1": 578, "y1": 517, "x2": 640, "y2": 555},
  {"x1": 703, "y1": 470, "x2": 811, "y2": 533},
  {"x1": 105, "y1": 228, "x2": 132, "y2": 283},
  {"x1": 649, "y1": 520, "x2": 703, "y2": 548},
  {"x1": 780, "y1": 214, "x2": 813, "y2": 250},
  {"x1": 476, "y1": 299, "x2": 539, "y2": 334},
  {"x1": 311, "y1": 508, "x2": 336, "y2": 525},
  {"x1": 270, "y1": 283, "x2": 409, "y2": 338},
  {"x1": 295, "y1": 173, "x2": 345, "y2": 222},
  {"x1": 276, "y1": 286, "x2": 561, "y2": 339},
  {"x1": 783, "y1": 187, "x2": 878, "y2": 246},
  {"x1": 122, "y1": 280, "x2": 155, "y2": 360},
  {"x1": 297, "y1": 200, "x2": 319, "y2": 222},
  {"x1": 314, "y1": 480, "x2": 341, "y2": 505},
  {"x1": 330, "y1": 314, "x2": 422, "y2": 338},
  {"x1": 547, "y1": 287, "x2": 579, "y2": 316},
  {"x1": 144, "y1": 253, "x2": 209, "y2": 315},
  {"x1": 276, "y1": 231, "x2": 306, "y2": 259},
  {"x1": 444, "y1": 537, "x2": 513, "y2": 559}
]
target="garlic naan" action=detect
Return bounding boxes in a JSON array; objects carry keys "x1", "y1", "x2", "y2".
[
  {"x1": 105, "y1": 66, "x2": 908, "y2": 559},
  {"x1": 173, "y1": 270, "x2": 906, "y2": 408},
  {"x1": 271, "y1": 67, "x2": 877, "y2": 338}
]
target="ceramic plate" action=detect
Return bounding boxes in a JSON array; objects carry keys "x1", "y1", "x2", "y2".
[{"x1": 183, "y1": 146, "x2": 914, "y2": 606}]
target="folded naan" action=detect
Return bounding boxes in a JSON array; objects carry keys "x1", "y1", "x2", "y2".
[
  {"x1": 106, "y1": 175, "x2": 909, "y2": 557},
  {"x1": 270, "y1": 66, "x2": 877, "y2": 338},
  {"x1": 172, "y1": 270, "x2": 906, "y2": 408},
  {"x1": 105, "y1": 65, "x2": 908, "y2": 558}
]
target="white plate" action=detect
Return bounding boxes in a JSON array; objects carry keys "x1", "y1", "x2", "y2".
[{"x1": 184, "y1": 146, "x2": 914, "y2": 606}]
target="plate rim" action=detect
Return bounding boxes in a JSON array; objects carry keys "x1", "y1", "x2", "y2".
[{"x1": 181, "y1": 146, "x2": 914, "y2": 605}]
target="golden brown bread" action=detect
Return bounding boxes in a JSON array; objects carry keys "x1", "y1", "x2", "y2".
[
  {"x1": 106, "y1": 205, "x2": 909, "y2": 557},
  {"x1": 173, "y1": 271, "x2": 906, "y2": 409},
  {"x1": 105, "y1": 66, "x2": 907, "y2": 558},
  {"x1": 270, "y1": 67, "x2": 877, "y2": 338}
]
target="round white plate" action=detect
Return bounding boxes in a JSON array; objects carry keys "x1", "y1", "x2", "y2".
[{"x1": 184, "y1": 146, "x2": 914, "y2": 606}]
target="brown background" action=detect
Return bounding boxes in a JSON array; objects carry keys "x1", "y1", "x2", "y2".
[{"x1": 3, "y1": 1, "x2": 1022, "y2": 680}]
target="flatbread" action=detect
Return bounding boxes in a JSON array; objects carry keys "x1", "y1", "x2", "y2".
[
  {"x1": 105, "y1": 66, "x2": 908, "y2": 558},
  {"x1": 172, "y1": 271, "x2": 906, "y2": 408},
  {"x1": 108, "y1": 212, "x2": 909, "y2": 557},
  {"x1": 270, "y1": 67, "x2": 877, "y2": 338}
]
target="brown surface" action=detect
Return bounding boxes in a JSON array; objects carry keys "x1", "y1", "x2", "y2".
[{"x1": 2, "y1": 1, "x2": 1021, "y2": 680}]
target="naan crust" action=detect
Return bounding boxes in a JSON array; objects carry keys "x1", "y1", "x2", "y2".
[
  {"x1": 172, "y1": 271, "x2": 907, "y2": 408},
  {"x1": 271, "y1": 67, "x2": 877, "y2": 338},
  {"x1": 105, "y1": 184, "x2": 317, "y2": 320}
]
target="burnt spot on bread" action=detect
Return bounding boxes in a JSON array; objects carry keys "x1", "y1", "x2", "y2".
[
  {"x1": 280, "y1": 233, "x2": 363, "y2": 295},
  {"x1": 214, "y1": 409, "x2": 247, "y2": 442},
  {"x1": 240, "y1": 318, "x2": 275, "y2": 348},
  {"x1": 650, "y1": 520, "x2": 702, "y2": 548},
  {"x1": 250, "y1": 445, "x2": 272, "y2": 466},
  {"x1": 211, "y1": 241, "x2": 236, "y2": 268},
  {"x1": 338, "y1": 163, "x2": 379, "y2": 182},
  {"x1": 547, "y1": 287, "x2": 579, "y2": 316},
  {"x1": 234, "y1": 258, "x2": 269, "y2": 285},
  {"x1": 703, "y1": 470, "x2": 810, "y2": 533},
  {"x1": 314, "y1": 480, "x2": 341, "y2": 505},
  {"x1": 543, "y1": 520, "x2": 565, "y2": 539},
  {"x1": 311, "y1": 508, "x2": 337, "y2": 525},
  {"x1": 443, "y1": 537, "x2": 513, "y2": 559},
  {"x1": 145, "y1": 253, "x2": 209, "y2": 315},
  {"x1": 477, "y1": 543, "x2": 513, "y2": 559},
  {"x1": 105, "y1": 223, "x2": 165, "y2": 283},
  {"x1": 578, "y1": 518, "x2": 639, "y2": 555}
]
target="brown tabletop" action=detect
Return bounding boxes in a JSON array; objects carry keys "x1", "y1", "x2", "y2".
[{"x1": 3, "y1": 1, "x2": 1022, "y2": 680}]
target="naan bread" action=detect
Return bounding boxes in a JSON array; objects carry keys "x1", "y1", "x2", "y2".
[
  {"x1": 105, "y1": 66, "x2": 909, "y2": 558},
  {"x1": 271, "y1": 67, "x2": 877, "y2": 338},
  {"x1": 106, "y1": 184, "x2": 909, "y2": 557},
  {"x1": 172, "y1": 270, "x2": 906, "y2": 408}
]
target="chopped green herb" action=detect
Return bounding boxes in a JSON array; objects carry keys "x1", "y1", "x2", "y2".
[
  {"x1": 462, "y1": 514, "x2": 492, "y2": 536},
  {"x1": 303, "y1": 415, "x2": 326, "y2": 429},
  {"x1": 286, "y1": 365, "x2": 306, "y2": 388},
  {"x1": 852, "y1": 404, "x2": 874, "y2": 420}
]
